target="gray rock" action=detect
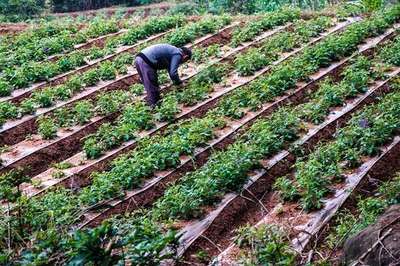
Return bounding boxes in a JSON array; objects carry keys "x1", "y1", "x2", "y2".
[{"x1": 343, "y1": 205, "x2": 400, "y2": 266}]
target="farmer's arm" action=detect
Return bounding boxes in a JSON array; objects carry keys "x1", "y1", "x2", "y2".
[{"x1": 169, "y1": 54, "x2": 183, "y2": 85}]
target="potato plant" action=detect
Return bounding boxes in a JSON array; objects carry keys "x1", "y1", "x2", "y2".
[
  {"x1": 378, "y1": 35, "x2": 400, "y2": 66},
  {"x1": 192, "y1": 44, "x2": 222, "y2": 64},
  {"x1": 234, "y1": 224, "x2": 295, "y2": 265},
  {"x1": 117, "y1": 15, "x2": 185, "y2": 46},
  {"x1": 37, "y1": 116, "x2": 58, "y2": 140}
]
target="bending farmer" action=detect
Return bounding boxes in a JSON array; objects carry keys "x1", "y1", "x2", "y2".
[{"x1": 135, "y1": 44, "x2": 192, "y2": 107}]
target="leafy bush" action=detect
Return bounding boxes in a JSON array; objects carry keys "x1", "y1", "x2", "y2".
[
  {"x1": 0, "y1": 0, "x2": 45, "y2": 22},
  {"x1": 32, "y1": 88, "x2": 54, "y2": 108},
  {"x1": 155, "y1": 95, "x2": 180, "y2": 122},
  {"x1": 73, "y1": 101, "x2": 94, "y2": 125},
  {"x1": 37, "y1": 116, "x2": 58, "y2": 139},
  {"x1": 164, "y1": 15, "x2": 231, "y2": 47},
  {"x1": 235, "y1": 48, "x2": 269, "y2": 76},
  {"x1": 0, "y1": 102, "x2": 18, "y2": 127},
  {"x1": 235, "y1": 224, "x2": 295, "y2": 265},
  {"x1": 273, "y1": 176, "x2": 299, "y2": 202},
  {"x1": 0, "y1": 80, "x2": 11, "y2": 97}
]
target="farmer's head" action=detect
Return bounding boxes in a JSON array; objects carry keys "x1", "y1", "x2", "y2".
[{"x1": 180, "y1": 47, "x2": 192, "y2": 62}]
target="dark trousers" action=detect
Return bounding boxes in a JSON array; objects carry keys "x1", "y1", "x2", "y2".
[{"x1": 134, "y1": 56, "x2": 160, "y2": 107}]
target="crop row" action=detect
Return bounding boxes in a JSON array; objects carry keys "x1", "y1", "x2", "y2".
[
  {"x1": 0, "y1": 15, "x2": 231, "y2": 130},
  {"x1": 0, "y1": 5, "x2": 298, "y2": 199},
  {"x1": 0, "y1": 11, "x2": 305, "y2": 179},
  {"x1": 7, "y1": 13, "x2": 341, "y2": 203},
  {"x1": 0, "y1": 16, "x2": 246, "y2": 178},
  {"x1": 118, "y1": 8, "x2": 400, "y2": 264},
  {"x1": 0, "y1": 17, "x2": 122, "y2": 71},
  {"x1": 275, "y1": 37, "x2": 400, "y2": 210},
  {"x1": 1, "y1": 5, "x2": 398, "y2": 264},
  {"x1": 214, "y1": 38, "x2": 400, "y2": 266},
  {"x1": 230, "y1": 7, "x2": 300, "y2": 46},
  {"x1": 209, "y1": 38, "x2": 398, "y2": 265},
  {"x1": 0, "y1": 53, "x2": 134, "y2": 126},
  {"x1": 0, "y1": 7, "x2": 303, "y2": 100},
  {"x1": 86, "y1": 39, "x2": 399, "y2": 265},
  {"x1": 38, "y1": 16, "x2": 332, "y2": 158},
  {"x1": 234, "y1": 16, "x2": 333, "y2": 76},
  {"x1": 0, "y1": 15, "x2": 186, "y2": 97},
  {"x1": 280, "y1": 78, "x2": 400, "y2": 266},
  {"x1": 0, "y1": 5, "x2": 372, "y2": 220},
  {"x1": 0, "y1": 20, "x2": 82, "y2": 54}
]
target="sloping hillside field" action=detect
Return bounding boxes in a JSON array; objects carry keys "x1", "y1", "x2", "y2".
[{"x1": 1, "y1": 4, "x2": 400, "y2": 265}]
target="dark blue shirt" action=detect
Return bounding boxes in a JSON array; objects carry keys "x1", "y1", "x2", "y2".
[{"x1": 140, "y1": 44, "x2": 183, "y2": 84}]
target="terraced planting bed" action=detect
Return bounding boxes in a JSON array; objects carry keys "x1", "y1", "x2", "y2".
[{"x1": 1, "y1": 3, "x2": 400, "y2": 265}]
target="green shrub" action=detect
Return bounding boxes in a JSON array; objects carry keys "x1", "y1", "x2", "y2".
[
  {"x1": 0, "y1": 80, "x2": 11, "y2": 97},
  {"x1": 38, "y1": 116, "x2": 58, "y2": 139},
  {"x1": 362, "y1": 0, "x2": 383, "y2": 11},
  {"x1": 0, "y1": 0, "x2": 44, "y2": 22}
]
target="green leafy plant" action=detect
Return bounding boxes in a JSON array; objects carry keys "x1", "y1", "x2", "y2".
[
  {"x1": 0, "y1": 169, "x2": 29, "y2": 202},
  {"x1": 32, "y1": 88, "x2": 54, "y2": 108},
  {"x1": 362, "y1": 0, "x2": 382, "y2": 12},
  {"x1": 155, "y1": 95, "x2": 180, "y2": 122},
  {"x1": 54, "y1": 85, "x2": 73, "y2": 101},
  {"x1": 73, "y1": 101, "x2": 94, "y2": 125},
  {"x1": 235, "y1": 224, "x2": 295, "y2": 265},
  {"x1": 54, "y1": 107, "x2": 74, "y2": 128},
  {"x1": 231, "y1": 7, "x2": 300, "y2": 46},
  {"x1": 19, "y1": 98, "x2": 36, "y2": 115},
  {"x1": 83, "y1": 136, "x2": 104, "y2": 159},
  {"x1": 37, "y1": 116, "x2": 58, "y2": 139},
  {"x1": 129, "y1": 84, "x2": 145, "y2": 96},
  {"x1": 164, "y1": 16, "x2": 231, "y2": 47},
  {"x1": 0, "y1": 102, "x2": 18, "y2": 126},
  {"x1": 52, "y1": 161, "x2": 74, "y2": 170},
  {"x1": 235, "y1": 48, "x2": 269, "y2": 76},
  {"x1": 98, "y1": 61, "x2": 117, "y2": 81},
  {"x1": 192, "y1": 44, "x2": 221, "y2": 64},
  {"x1": 67, "y1": 222, "x2": 121, "y2": 265},
  {"x1": 0, "y1": 80, "x2": 11, "y2": 97},
  {"x1": 96, "y1": 90, "x2": 130, "y2": 116},
  {"x1": 82, "y1": 69, "x2": 100, "y2": 87},
  {"x1": 273, "y1": 176, "x2": 300, "y2": 202}
]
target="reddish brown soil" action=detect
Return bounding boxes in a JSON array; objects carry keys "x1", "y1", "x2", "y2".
[{"x1": 0, "y1": 23, "x2": 28, "y2": 35}]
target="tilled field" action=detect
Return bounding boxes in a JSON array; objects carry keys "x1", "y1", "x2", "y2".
[{"x1": 1, "y1": 4, "x2": 400, "y2": 265}]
